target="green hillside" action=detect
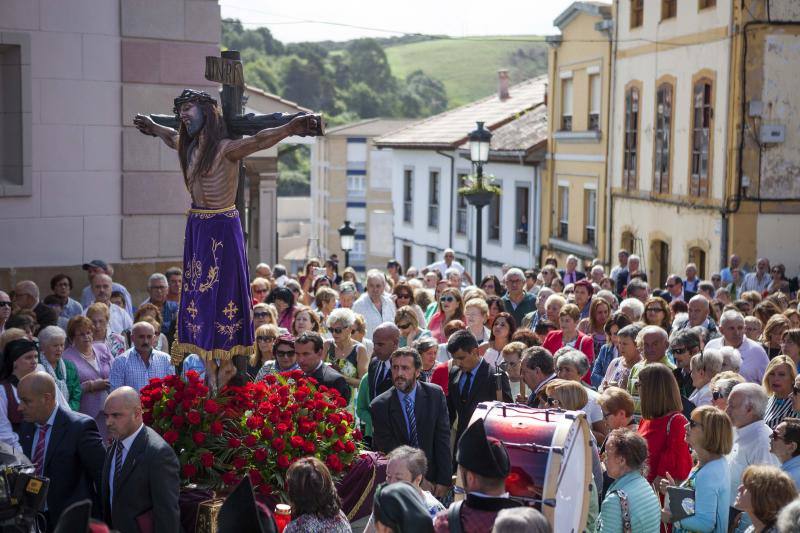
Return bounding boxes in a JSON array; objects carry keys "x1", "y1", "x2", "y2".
[{"x1": 385, "y1": 36, "x2": 548, "y2": 108}]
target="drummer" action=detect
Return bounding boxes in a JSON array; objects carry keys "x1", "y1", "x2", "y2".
[{"x1": 433, "y1": 418, "x2": 523, "y2": 532}]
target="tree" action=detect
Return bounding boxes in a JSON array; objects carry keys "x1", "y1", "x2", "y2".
[
  {"x1": 346, "y1": 39, "x2": 396, "y2": 94},
  {"x1": 400, "y1": 70, "x2": 448, "y2": 117}
]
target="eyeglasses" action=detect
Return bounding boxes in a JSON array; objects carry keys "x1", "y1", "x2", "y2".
[
  {"x1": 253, "y1": 288, "x2": 268, "y2": 294},
  {"x1": 771, "y1": 429, "x2": 787, "y2": 442},
  {"x1": 330, "y1": 327, "x2": 347, "y2": 334},
  {"x1": 646, "y1": 307, "x2": 664, "y2": 313},
  {"x1": 256, "y1": 336, "x2": 275, "y2": 343},
  {"x1": 253, "y1": 312, "x2": 270, "y2": 318},
  {"x1": 602, "y1": 410, "x2": 613, "y2": 419},
  {"x1": 396, "y1": 293, "x2": 411, "y2": 299},
  {"x1": 665, "y1": 283, "x2": 676, "y2": 288},
  {"x1": 671, "y1": 347, "x2": 689, "y2": 355},
  {"x1": 688, "y1": 419, "x2": 703, "y2": 429},
  {"x1": 396, "y1": 323, "x2": 411, "y2": 330},
  {"x1": 440, "y1": 296, "x2": 456, "y2": 303},
  {"x1": 0, "y1": 302, "x2": 11, "y2": 308},
  {"x1": 275, "y1": 350, "x2": 295, "y2": 358},
  {"x1": 712, "y1": 389, "x2": 723, "y2": 401},
  {"x1": 506, "y1": 278, "x2": 524, "y2": 284}
]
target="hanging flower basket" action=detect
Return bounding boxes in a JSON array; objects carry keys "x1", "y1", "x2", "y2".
[{"x1": 460, "y1": 174, "x2": 501, "y2": 207}]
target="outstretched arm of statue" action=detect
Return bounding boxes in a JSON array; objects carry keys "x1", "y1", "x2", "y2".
[
  {"x1": 134, "y1": 113, "x2": 179, "y2": 150},
  {"x1": 223, "y1": 114, "x2": 319, "y2": 162}
]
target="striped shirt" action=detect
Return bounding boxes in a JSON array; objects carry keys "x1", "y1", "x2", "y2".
[
  {"x1": 109, "y1": 347, "x2": 175, "y2": 392},
  {"x1": 764, "y1": 395, "x2": 796, "y2": 429},
  {"x1": 597, "y1": 471, "x2": 661, "y2": 532}
]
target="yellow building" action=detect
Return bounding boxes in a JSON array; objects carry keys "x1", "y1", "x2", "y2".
[
  {"x1": 608, "y1": 0, "x2": 800, "y2": 286},
  {"x1": 541, "y1": 2, "x2": 613, "y2": 269}
]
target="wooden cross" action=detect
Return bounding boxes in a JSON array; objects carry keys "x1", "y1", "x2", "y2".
[{"x1": 146, "y1": 50, "x2": 323, "y2": 237}]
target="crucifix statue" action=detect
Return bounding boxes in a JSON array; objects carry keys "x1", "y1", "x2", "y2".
[{"x1": 132, "y1": 50, "x2": 322, "y2": 390}]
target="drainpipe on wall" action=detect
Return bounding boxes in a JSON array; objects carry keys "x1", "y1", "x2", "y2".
[
  {"x1": 436, "y1": 149, "x2": 456, "y2": 250},
  {"x1": 605, "y1": 1, "x2": 619, "y2": 266}
]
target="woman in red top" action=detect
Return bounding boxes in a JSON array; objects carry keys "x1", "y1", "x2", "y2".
[
  {"x1": 542, "y1": 303, "x2": 594, "y2": 384},
  {"x1": 427, "y1": 288, "x2": 464, "y2": 344},
  {"x1": 637, "y1": 363, "x2": 693, "y2": 485}
]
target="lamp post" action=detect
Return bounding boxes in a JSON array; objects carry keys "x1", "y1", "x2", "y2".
[
  {"x1": 338, "y1": 220, "x2": 356, "y2": 268},
  {"x1": 466, "y1": 121, "x2": 493, "y2": 282}
]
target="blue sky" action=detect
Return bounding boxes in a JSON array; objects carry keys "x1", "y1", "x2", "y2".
[{"x1": 219, "y1": 0, "x2": 587, "y2": 43}]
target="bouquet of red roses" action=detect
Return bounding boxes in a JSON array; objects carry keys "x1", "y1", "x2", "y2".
[{"x1": 140, "y1": 369, "x2": 362, "y2": 499}]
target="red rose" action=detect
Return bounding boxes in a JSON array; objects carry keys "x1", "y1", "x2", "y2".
[
  {"x1": 332, "y1": 440, "x2": 345, "y2": 452},
  {"x1": 243, "y1": 434, "x2": 257, "y2": 447},
  {"x1": 302, "y1": 441, "x2": 315, "y2": 453},
  {"x1": 326, "y1": 455, "x2": 343, "y2": 472},
  {"x1": 335, "y1": 396, "x2": 347, "y2": 408},
  {"x1": 187, "y1": 411, "x2": 201, "y2": 425},
  {"x1": 276, "y1": 423, "x2": 289, "y2": 434},
  {"x1": 232, "y1": 456, "x2": 247, "y2": 470},
  {"x1": 254, "y1": 448, "x2": 268, "y2": 462},
  {"x1": 272, "y1": 438, "x2": 286, "y2": 452},
  {"x1": 186, "y1": 370, "x2": 200, "y2": 381},
  {"x1": 142, "y1": 412, "x2": 153, "y2": 425},
  {"x1": 263, "y1": 375, "x2": 277, "y2": 385},
  {"x1": 181, "y1": 399, "x2": 193, "y2": 410},
  {"x1": 165, "y1": 399, "x2": 176, "y2": 411},
  {"x1": 246, "y1": 415, "x2": 263, "y2": 430},
  {"x1": 170, "y1": 415, "x2": 185, "y2": 428},
  {"x1": 192, "y1": 432, "x2": 206, "y2": 445},
  {"x1": 290, "y1": 436, "x2": 304, "y2": 449},
  {"x1": 228, "y1": 438, "x2": 242, "y2": 448},
  {"x1": 163, "y1": 430, "x2": 179, "y2": 445},
  {"x1": 268, "y1": 412, "x2": 280, "y2": 424},
  {"x1": 182, "y1": 463, "x2": 197, "y2": 478},
  {"x1": 200, "y1": 452, "x2": 214, "y2": 468},
  {"x1": 344, "y1": 440, "x2": 356, "y2": 453},
  {"x1": 174, "y1": 390, "x2": 184, "y2": 402},
  {"x1": 261, "y1": 426, "x2": 273, "y2": 439},
  {"x1": 314, "y1": 411, "x2": 324, "y2": 421},
  {"x1": 276, "y1": 454, "x2": 290, "y2": 469},
  {"x1": 327, "y1": 413, "x2": 341, "y2": 425},
  {"x1": 204, "y1": 399, "x2": 219, "y2": 414},
  {"x1": 335, "y1": 425, "x2": 347, "y2": 436},
  {"x1": 151, "y1": 390, "x2": 163, "y2": 401},
  {"x1": 353, "y1": 429, "x2": 363, "y2": 441},
  {"x1": 210, "y1": 421, "x2": 223, "y2": 436},
  {"x1": 249, "y1": 469, "x2": 263, "y2": 485},
  {"x1": 222, "y1": 471, "x2": 239, "y2": 486},
  {"x1": 323, "y1": 428, "x2": 333, "y2": 438}
]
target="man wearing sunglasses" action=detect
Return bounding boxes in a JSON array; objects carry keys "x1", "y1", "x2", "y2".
[
  {"x1": 670, "y1": 329, "x2": 703, "y2": 398},
  {"x1": 0, "y1": 291, "x2": 11, "y2": 335}
]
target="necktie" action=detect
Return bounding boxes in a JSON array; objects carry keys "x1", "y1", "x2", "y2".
[
  {"x1": 32, "y1": 424, "x2": 49, "y2": 476},
  {"x1": 114, "y1": 440, "x2": 124, "y2": 481},
  {"x1": 461, "y1": 372, "x2": 472, "y2": 403},
  {"x1": 404, "y1": 395, "x2": 418, "y2": 447},
  {"x1": 376, "y1": 362, "x2": 386, "y2": 388}
]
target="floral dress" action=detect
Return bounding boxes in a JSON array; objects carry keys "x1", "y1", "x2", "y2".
[{"x1": 327, "y1": 342, "x2": 360, "y2": 414}]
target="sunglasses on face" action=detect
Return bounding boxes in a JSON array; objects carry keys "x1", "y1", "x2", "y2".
[
  {"x1": 440, "y1": 296, "x2": 456, "y2": 303},
  {"x1": 253, "y1": 288, "x2": 268, "y2": 294},
  {"x1": 275, "y1": 350, "x2": 295, "y2": 358},
  {"x1": 253, "y1": 312, "x2": 269, "y2": 318},
  {"x1": 771, "y1": 429, "x2": 787, "y2": 442},
  {"x1": 0, "y1": 302, "x2": 11, "y2": 308},
  {"x1": 256, "y1": 336, "x2": 275, "y2": 343},
  {"x1": 712, "y1": 389, "x2": 723, "y2": 401},
  {"x1": 396, "y1": 323, "x2": 411, "y2": 330},
  {"x1": 330, "y1": 326, "x2": 348, "y2": 334},
  {"x1": 646, "y1": 307, "x2": 664, "y2": 313},
  {"x1": 396, "y1": 293, "x2": 411, "y2": 299}
]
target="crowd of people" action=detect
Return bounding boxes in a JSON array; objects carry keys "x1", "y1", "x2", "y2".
[{"x1": 2, "y1": 249, "x2": 800, "y2": 532}]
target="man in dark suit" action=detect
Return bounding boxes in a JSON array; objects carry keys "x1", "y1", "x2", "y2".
[
  {"x1": 371, "y1": 347, "x2": 452, "y2": 498},
  {"x1": 295, "y1": 331, "x2": 351, "y2": 401},
  {"x1": 662, "y1": 274, "x2": 697, "y2": 303},
  {"x1": 558, "y1": 255, "x2": 586, "y2": 285},
  {"x1": 446, "y1": 330, "x2": 512, "y2": 449},
  {"x1": 102, "y1": 386, "x2": 180, "y2": 533},
  {"x1": 368, "y1": 322, "x2": 400, "y2": 401},
  {"x1": 17, "y1": 372, "x2": 106, "y2": 531}
]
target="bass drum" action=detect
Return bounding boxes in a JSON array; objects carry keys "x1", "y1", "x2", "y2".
[{"x1": 468, "y1": 402, "x2": 592, "y2": 533}]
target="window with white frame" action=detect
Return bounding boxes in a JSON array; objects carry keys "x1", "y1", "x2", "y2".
[
  {"x1": 561, "y1": 77, "x2": 573, "y2": 131},
  {"x1": 584, "y1": 188, "x2": 597, "y2": 247},
  {"x1": 403, "y1": 168, "x2": 413, "y2": 223},
  {"x1": 489, "y1": 193, "x2": 501, "y2": 241},
  {"x1": 558, "y1": 185, "x2": 569, "y2": 240},
  {"x1": 589, "y1": 73, "x2": 601, "y2": 131},
  {"x1": 428, "y1": 170, "x2": 440, "y2": 228},
  {"x1": 456, "y1": 173, "x2": 468, "y2": 235},
  {"x1": 346, "y1": 175, "x2": 365, "y2": 197},
  {"x1": 515, "y1": 186, "x2": 530, "y2": 246}
]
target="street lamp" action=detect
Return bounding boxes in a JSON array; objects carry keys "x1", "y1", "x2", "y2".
[
  {"x1": 467, "y1": 121, "x2": 493, "y2": 282},
  {"x1": 338, "y1": 220, "x2": 356, "y2": 268}
]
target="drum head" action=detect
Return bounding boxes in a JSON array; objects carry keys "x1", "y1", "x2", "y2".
[{"x1": 543, "y1": 411, "x2": 591, "y2": 533}]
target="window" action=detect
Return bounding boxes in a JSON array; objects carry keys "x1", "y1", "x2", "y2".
[
  {"x1": 653, "y1": 82, "x2": 673, "y2": 193},
  {"x1": 589, "y1": 74, "x2": 601, "y2": 131},
  {"x1": 661, "y1": 0, "x2": 677, "y2": 20},
  {"x1": 346, "y1": 175, "x2": 365, "y2": 197},
  {"x1": 428, "y1": 170, "x2": 440, "y2": 228},
  {"x1": 623, "y1": 84, "x2": 640, "y2": 190},
  {"x1": 558, "y1": 186, "x2": 569, "y2": 240},
  {"x1": 456, "y1": 173, "x2": 468, "y2": 235},
  {"x1": 402, "y1": 245, "x2": 412, "y2": 272},
  {"x1": 488, "y1": 193, "x2": 501, "y2": 241},
  {"x1": 351, "y1": 240, "x2": 366, "y2": 263},
  {"x1": 584, "y1": 188, "x2": 597, "y2": 247},
  {"x1": 699, "y1": 0, "x2": 716, "y2": 9},
  {"x1": 426, "y1": 251, "x2": 436, "y2": 266},
  {"x1": 0, "y1": 42, "x2": 24, "y2": 190},
  {"x1": 631, "y1": 0, "x2": 644, "y2": 28},
  {"x1": 688, "y1": 247, "x2": 707, "y2": 278},
  {"x1": 690, "y1": 79, "x2": 713, "y2": 197},
  {"x1": 403, "y1": 169, "x2": 413, "y2": 223},
  {"x1": 561, "y1": 78, "x2": 573, "y2": 131},
  {"x1": 515, "y1": 186, "x2": 530, "y2": 246}
]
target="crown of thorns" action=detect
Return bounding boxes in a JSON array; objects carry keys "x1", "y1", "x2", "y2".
[{"x1": 173, "y1": 89, "x2": 217, "y2": 114}]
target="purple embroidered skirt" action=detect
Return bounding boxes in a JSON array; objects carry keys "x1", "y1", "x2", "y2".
[{"x1": 172, "y1": 205, "x2": 253, "y2": 363}]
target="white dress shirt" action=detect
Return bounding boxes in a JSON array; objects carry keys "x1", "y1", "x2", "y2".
[
  {"x1": 727, "y1": 420, "x2": 779, "y2": 497},
  {"x1": 109, "y1": 423, "x2": 145, "y2": 507},
  {"x1": 352, "y1": 293, "x2": 396, "y2": 340}
]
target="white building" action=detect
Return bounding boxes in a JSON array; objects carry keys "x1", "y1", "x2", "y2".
[{"x1": 375, "y1": 74, "x2": 548, "y2": 277}]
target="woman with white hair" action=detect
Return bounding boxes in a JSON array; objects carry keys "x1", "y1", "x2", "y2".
[
  {"x1": 619, "y1": 298, "x2": 645, "y2": 322},
  {"x1": 719, "y1": 346, "x2": 743, "y2": 373},
  {"x1": 324, "y1": 307, "x2": 367, "y2": 413},
  {"x1": 38, "y1": 325, "x2": 81, "y2": 411},
  {"x1": 688, "y1": 349, "x2": 724, "y2": 407},
  {"x1": 554, "y1": 347, "x2": 606, "y2": 440}
]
